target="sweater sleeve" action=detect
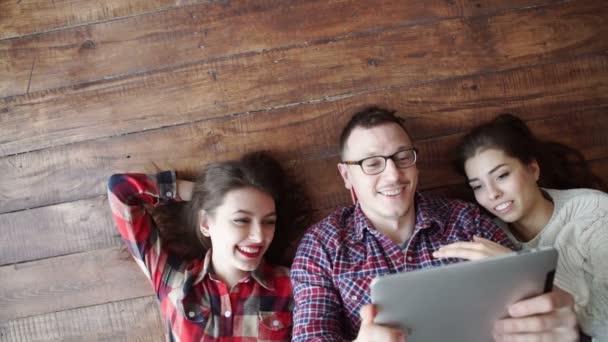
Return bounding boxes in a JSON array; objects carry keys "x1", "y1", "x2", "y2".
[{"x1": 576, "y1": 208, "x2": 608, "y2": 339}]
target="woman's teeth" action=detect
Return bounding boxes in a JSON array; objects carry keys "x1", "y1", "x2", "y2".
[
  {"x1": 238, "y1": 246, "x2": 260, "y2": 253},
  {"x1": 495, "y1": 201, "x2": 513, "y2": 211}
]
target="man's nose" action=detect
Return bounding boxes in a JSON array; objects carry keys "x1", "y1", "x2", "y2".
[{"x1": 382, "y1": 158, "x2": 400, "y2": 180}]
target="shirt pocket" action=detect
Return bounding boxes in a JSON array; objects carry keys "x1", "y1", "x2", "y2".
[
  {"x1": 339, "y1": 275, "x2": 373, "y2": 319},
  {"x1": 182, "y1": 303, "x2": 211, "y2": 327},
  {"x1": 257, "y1": 311, "x2": 292, "y2": 341}
]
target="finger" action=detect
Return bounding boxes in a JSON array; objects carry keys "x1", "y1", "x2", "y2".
[
  {"x1": 473, "y1": 236, "x2": 493, "y2": 243},
  {"x1": 493, "y1": 328, "x2": 578, "y2": 342},
  {"x1": 360, "y1": 304, "x2": 376, "y2": 325},
  {"x1": 495, "y1": 307, "x2": 576, "y2": 334},
  {"x1": 495, "y1": 313, "x2": 559, "y2": 333},
  {"x1": 366, "y1": 324, "x2": 407, "y2": 342},
  {"x1": 507, "y1": 290, "x2": 573, "y2": 318},
  {"x1": 437, "y1": 241, "x2": 484, "y2": 250},
  {"x1": 433, "y1": 248, "x2": 489, "y2": 260}
]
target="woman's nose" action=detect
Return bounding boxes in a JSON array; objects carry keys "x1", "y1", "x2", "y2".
[
  {"x1": 248, "y1": 223, "x2": 263, "y2": 242},
  {"x1": 487, "y1": 184, "x2": 502, "y2": 200}
]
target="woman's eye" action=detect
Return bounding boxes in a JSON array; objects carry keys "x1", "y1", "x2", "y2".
[
  {"x1": 470, "y1": 184, "x2": 482, "y2": 191},
  {"x1": 263, "y1": 220, "x2": 277, "y2": 226},
  {"x1": 233, "y1": 218, "x2": 250, "y2": 224},
  {"x1": 497, "y1": 172, "x2": 510, "y2": 180}
]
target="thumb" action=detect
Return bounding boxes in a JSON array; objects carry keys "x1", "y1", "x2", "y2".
[{"x1": 359, "y1": 304, "x2": 376, "y2": 325}]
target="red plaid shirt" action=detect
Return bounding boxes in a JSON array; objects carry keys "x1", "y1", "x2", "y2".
[
  {"x1": 108, "y1": 172, "x2": 293, "y2": 342},
  {"x1": 290, "y1": 192, "x2": 514, "y2": 341}
]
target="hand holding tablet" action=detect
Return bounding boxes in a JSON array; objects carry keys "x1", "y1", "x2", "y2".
[{"x1": 370, "y1": 247, "x2": 558, "y2": 342}]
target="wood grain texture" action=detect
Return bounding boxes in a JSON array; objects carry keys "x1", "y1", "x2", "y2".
[
  {"x1": 2, "y1": 0, "x2": 606, "y2": 156},
  {"x1": 1, "y1": 54, "x2": 607, "y2": 214},
  {"x1": 0, "y1": 296, "x2": 164, "y2": 342},
  {"x1": 0, "y1": 0, "x2": 565, "y2": 97},
  {"x1": 0, "y1": 247, "x2": 154, "y2": 321},
  {"x1": 0, "y1": 0, "x2": 209, "y2": 40},
  {"x1": 0, "y1": 196, "x2": 119, "y2": 266}
]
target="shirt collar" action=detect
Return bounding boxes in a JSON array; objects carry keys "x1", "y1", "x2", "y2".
[
  {"x1": 413, "y1": 192, "x2": 445, "y2": 233},
  {"x1": 196, "y1": 250, "x2": 274, "y2": 291},
  {"x1": 351, "y1": 192, "x2": 444, "y2": 240}
]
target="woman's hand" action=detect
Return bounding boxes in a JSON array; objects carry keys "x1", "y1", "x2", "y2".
[
  {"x1": 177, "y1": 180, "x2": 194, "y2": 202},
  {"x1": 493, "y1": 288, "x2": 578, "y2": 341},
  {"x1": 432, "y1": 236, "x2": 512, "y2": 260}
]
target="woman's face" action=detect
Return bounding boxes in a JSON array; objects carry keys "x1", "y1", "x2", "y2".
[
  {"x1": 201, "y1": 186, "x2": 276, "y2": 284},
  {"x1": 464, "y1": 148, "x2": 540, "y2": 223}
]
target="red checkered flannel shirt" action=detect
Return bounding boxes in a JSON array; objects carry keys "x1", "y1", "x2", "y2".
[{"x1": 108, "y1": 171, "x2": 293, "y2": 342}]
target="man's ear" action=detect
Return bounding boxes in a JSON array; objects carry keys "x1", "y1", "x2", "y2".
[
  {"x1": 199, "y1": 210, "x2": 211, "y2": 237},
  {"x1": 337, "y1": 163, "x2": 353, "y2": 190}
]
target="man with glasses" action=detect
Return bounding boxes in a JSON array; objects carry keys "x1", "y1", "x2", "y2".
[{"x1": 291, "y1": 107, "x2": 578, "y2": 341}]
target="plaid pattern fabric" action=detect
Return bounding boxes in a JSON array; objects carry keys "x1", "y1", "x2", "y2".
[
  {"x1": 291, "y1": 192, "x2": 514, "y2": 341},
  {"x1": 108, "y1": 172, "x2": 293, "y2": 342}
]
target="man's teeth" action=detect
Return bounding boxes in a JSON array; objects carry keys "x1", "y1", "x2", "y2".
[
  {"x1": 495, "y1": 201, "x2": 512, "y2": 211},
  {"x1": 379, "y1": 187, "x2": 404, "y2": 196},
  {"x1": 238, "y1": 246, "x2": 260, "y2": 253}
]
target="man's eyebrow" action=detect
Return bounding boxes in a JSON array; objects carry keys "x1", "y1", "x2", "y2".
[
  {"x1": 467, "y1": 163, "x2": 508, "y2": 182},
  {"x1": 359, "y1": 145, "x2": 411, "y2": 158}
]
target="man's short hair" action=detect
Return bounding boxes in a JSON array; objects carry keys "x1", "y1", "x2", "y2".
[{"x1": 339, "y1": 106, "x2": 410, "y2": 158}]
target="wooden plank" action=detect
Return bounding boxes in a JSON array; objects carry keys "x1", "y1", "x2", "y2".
[
  {"x1": 0, "y1": 196, "x2": 119, "y2": 266},
  {"x1": 0, "y1": 247, "x2": 154, "y2": 321},
  {"x1": 0, "y1": 0, "x2": 565, "y2": 98},
  {"x1": 0, "y1": 0, "x2": 208, "y2": 40},
  {"x1": 0, "y1": 296, "x2": 164, "y2": 342},
  {"x1": 1, "y1": 54, "x2": 607, "y2": 213},
  {"x1": 2, "y1": 0, "x2": 607, "y2": 156}
]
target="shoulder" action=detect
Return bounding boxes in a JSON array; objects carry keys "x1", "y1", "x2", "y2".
[
  {"x1": 258, "y1": 263, "x2": 293, "y2": 297},
  {"x1": 292, "y1": 206, "x2": 356, "y2": 268},
  {"x1": 546, "y1": 188, "x2": 608, "y2": 214},
  {"x1": 302, "y1": 205, "x2": 356, "y2": 244},
  {"x1": 418, "y1": 192, "x2": 482, "y2": 222}
]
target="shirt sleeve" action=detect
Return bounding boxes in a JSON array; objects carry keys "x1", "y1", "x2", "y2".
[
  {"x1": 107, "y1": 171, "x2": 181, "y2": 293},
  {"x1": 290, "y1": 229, "x2": 350, "y2": 342}
]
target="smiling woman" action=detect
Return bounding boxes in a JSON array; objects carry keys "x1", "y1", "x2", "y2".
[
  {"x1": 107, "y1": 151, "x2": 303, "y2": 341},
  {"x1": 441, "y1": 114, "x2": 608, "y2": 340}
]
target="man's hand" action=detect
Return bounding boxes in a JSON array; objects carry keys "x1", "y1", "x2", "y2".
[
  {"x1": 354, "y1": 304, "x2": 407, "y2": 342},
  {"x1": 493, "y1": 288, "x2": 578, "y2": 341},
  {"x1": 433, "y1": 236, "x2": 512, "y2": 260}
]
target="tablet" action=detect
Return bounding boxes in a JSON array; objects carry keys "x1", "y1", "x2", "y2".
[{"x1": 370, "y1": 247, "x2": 558, "y2": 342}]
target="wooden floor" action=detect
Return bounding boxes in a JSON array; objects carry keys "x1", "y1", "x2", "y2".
[{"x1": 1, "y1": 0, "x2": 607, "y2": 340}]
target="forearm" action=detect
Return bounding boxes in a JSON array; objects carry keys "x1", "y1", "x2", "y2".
[{"x1": 107, "y1": 171, "x2": 179, "y2": 289}]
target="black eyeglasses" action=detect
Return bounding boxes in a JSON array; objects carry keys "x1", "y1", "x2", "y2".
[{"x1": 342, "y1": 148, "x2": 418, "y2": 175}]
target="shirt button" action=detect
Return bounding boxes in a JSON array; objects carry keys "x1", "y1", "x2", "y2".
[
  {"x1": 165, "y1": 191, "x2": 173, "y2": 197},
  {"x1": 407, "y1": 256, "x2": 413, "y2": 262},
  {"x1": 272, "y1": 320, "x2": 280, "y2": 327},
  {"x1": 188, "y1": 311, "x2": 195, "y2": 318},
  {"x1": 351, "y1": 295, "x2": 358, "y2": 301},
  {"x1": 224, "y1": 311, "x2": 232, "y2": 318}
]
